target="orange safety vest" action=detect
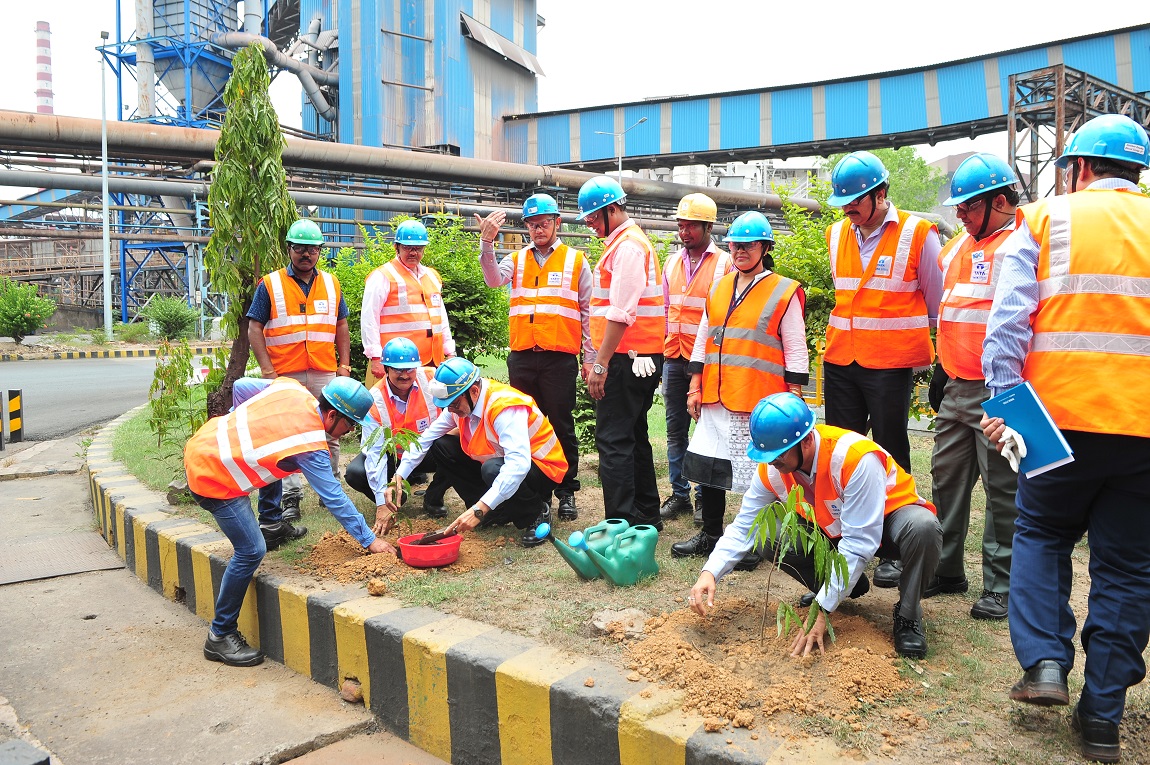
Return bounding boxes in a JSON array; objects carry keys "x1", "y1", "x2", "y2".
[
  {"x1": 936, "y1": 224, "x2": 1014, "y2": 381},
  {"x1": 1020, "y1": 188, "x2": 1150, "y2": 438},
  {"x1": 367, "y1": 367, "x2": 440, "y2": 437},
  {"x1": 375, "y1": 259, "x2": 447, "y2": 366},
  {"x1": 824, "y1": 210, "x2": 935, "y2": 368},
  {"x1": 757, "y1": 425, "x2": 934, "y2": 539},
  {"x1": 455, "y1": 381, "x2": 568, "y2": 484},
  {"x1": 508, "y1": 243, "x2": 586, "y2": 355},
  {"x1": 590, "y1": 221, "x2": 665, "y2": 355},
  {"x1": 664, "y1": 245, "x2": 732, "y2": 359},
  {"x1": 701, "y1": 271, "x2": 802, "y2": 413},
  {"x1": 185, "y1": 378, "x2": 327, "y2": 500},
  {"x1": 261, "y1": 268, "x2": 340, "y2": 373}
]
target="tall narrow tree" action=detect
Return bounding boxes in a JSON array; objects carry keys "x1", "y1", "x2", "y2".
[{"x1": 204, "y1": 43, "x2": 296, "y2": 417}]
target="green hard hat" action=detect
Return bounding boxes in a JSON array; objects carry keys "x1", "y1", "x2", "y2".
[{"x1": 286, "y1": 219, "x2": 324, "y2": 245}]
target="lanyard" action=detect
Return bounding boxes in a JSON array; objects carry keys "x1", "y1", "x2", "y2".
[{"x1": 715, "y1": 272, "x2": 767, "y2": 345}]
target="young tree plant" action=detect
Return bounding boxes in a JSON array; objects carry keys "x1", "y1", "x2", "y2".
[{"x1": 748, "y1": 485, "x2": 849, "y2": 646}]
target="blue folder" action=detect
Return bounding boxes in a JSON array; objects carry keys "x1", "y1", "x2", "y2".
[{"x1": 982, "y1": 381, "x2": 1075, "y2": 478}]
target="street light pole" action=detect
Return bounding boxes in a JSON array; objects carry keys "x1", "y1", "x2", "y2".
[
  {"x1": 595, "y1": 116, "x2": 648, "y2": 182},
  {"x1": 100, "y1": 31, "x2": 112, "y2": 341}
]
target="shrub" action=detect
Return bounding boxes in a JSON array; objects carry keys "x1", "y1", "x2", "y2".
[
  {"x1": 114, "y1": 321, "x2": 153, "y2": 343},
  {"x1": 141, "y1": 295, "x2": 199, "y2": 340},
  {"x1": 0, "y1": 277, "x2": 56, "y2": 343}
]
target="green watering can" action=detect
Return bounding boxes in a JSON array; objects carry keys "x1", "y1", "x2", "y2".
[
  {"x1": 584, "y1": 524, "x2": 660, "y2": 586},
  {"x1": 535, "y1": 518, "x2": 630, "y2": 580}
]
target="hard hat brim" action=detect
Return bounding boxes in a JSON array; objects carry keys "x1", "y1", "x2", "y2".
[{"x1": 384, "y1": 360, "x2": 421, "y2": 370}]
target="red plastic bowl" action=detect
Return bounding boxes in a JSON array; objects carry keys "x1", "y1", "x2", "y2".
[{"x1": 397, "y1": 532, "x2": 462, "y2": 568}]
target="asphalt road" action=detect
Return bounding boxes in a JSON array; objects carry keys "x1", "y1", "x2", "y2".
[{"x1": 0, "y1": 357, "x2": 157, "y2": 440}]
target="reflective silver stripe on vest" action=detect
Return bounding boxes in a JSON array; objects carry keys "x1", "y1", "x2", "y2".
[
  {"x1": 827, "y1": 314, "x2": 851, "y2": 330},
  {"x1": 949, "y1": 283, "x2": 997, "y2": 300},
  {"x1": 939, "y1": 233, "x2": 969, "y2": 276},
  {"x1": 890, "y1": 216, "x2": 919, "y2": 282},
  {"x1": 828, "y1": 220, "x2": 848, "y2": 280},
  {"x1": 1032, "y1": 331, "x2": 1150, "y2": 357},
  {"x1": 938, "y1": 306, "x2": 990, "y2": 324},
  {"x1": 217, "y1": 417, "x2": 252, "y2": 491},
  {"x1": 712, "y1": 326, "x2": 785, "y2": 350},
  {"x1": 850, "y1": 315, "x2": 929, "y2": 330},
  {"x1": 1044, "y1": 196, "x2": 1073, "y2": 281},
  {"x1": 1039, "y1": 274, "x2": 1150, "y2": 302},
  {"x1": 370, "y1": 387, "x2": 392, "y2": 428},
  {"x1": 834, "y1": 277, "x2": 861, "y2": 291},
  {"x1": 268, "y1": 270, "x2": 289, "y2": 319},
  {"x1": 702, "y1": 352, "x2": 785, "y2": 377},
  {"x1": 828, "y1": 430, "x2": 867, "y2": 500},
  {"x1": 234, "y1": 403, "x2": 277, "y2": 485}
]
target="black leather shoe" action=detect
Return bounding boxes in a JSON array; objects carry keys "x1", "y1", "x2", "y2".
[
  {"x1": 521, "y1": 504, "x2": 551, "y2": 548},
  {"x1": 671, "y1": 530, "x2": 720, "y2": 558},
  {"x1": 1009, "y1": 660, "x2": 1069, "y2": 706},
  {"x1": 557, "y1": 493, "x2": 578, "y2": 521},
  {"x1": 800, "y1": 573, "x2": 870, "y2": 607},
  {"x1": 204, "y1": 631, "x2": 264, "y2": 667},
  {"x1": 693, "y1": 495, "x2": 703, "y2": 526},
  {"x1": 260, "y1": 520, "x2": 307, "y2": 550},
  {"x1": 281, "y1": 498, "x2": 301, "y2": 522},
  {"x1": 892, "y1": 601, "x2": 928, "y2": 658},
  {"x1": 1072, "y1": 704, "x2": 1121, "y2": 763},
  {"x1": 873, "y1": 558, "x2": 902, "y2": 588},
  {"x1": 971, "y1": 590, "x2": 1008, "y2": 620},
  {"x1": 659, "y1": 494, "x2": 692, "y2": 520},
  {"x1": 423, "y1": 502, "x2": 448, "y2": 519},
  {"x1": 734, "y1": 550, "x2": 762, "y2": 571},
  {"x1": 924, "y1": 574, "x2": 969, "y2": 598}
]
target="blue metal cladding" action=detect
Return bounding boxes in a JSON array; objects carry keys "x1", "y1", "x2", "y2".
[
  {"x1": 771, "y1": 89, "x2": 813, "y2": 145},
  {"x1": 670, "y1": 100, "x2": 708, "y2": 153},
  {"x1": 996, "y1": 49, "x2": 1049, "y2": 112},
  {"x1": 490, "y1": 0, "x2": 515, "y2": 41},
  {"x1": 937, "y1": 60, "x2": 989, "y2": 124},
  {"x1": 337, "y1": 0, "x2": 354, "y2": 145},
  {"x1": 880, "y1": 72, "x2": 927, "y2": 134},
  {"x1": 1063, "y1": 37, "x2": 1118, "y2": 86},
  {"x1": 719, "y1": 94, "x2": 759, "y2": 150},
  {"x1": 407, "y1": 1, "x2": 432, "y2": 149},
  {"x1": 536, "y1": 113, "x2": 570, "y2": 164},
  {"x1": 1133, "y1": 29, "x2": 1150, "y2": 93},
  {"x1": 824, "y1": 80, "x2": 869, "y2": 140},
  {"x1": 624, "y1": 104, "x2": 661, "y2": 155},
  {"x1": 360, "y1": 0, "x2": 382, "y2": 147},
  {"x1": 523, "y1": 0, "x2": 537, "y2": 54},
  {"x1": 504, "y1": 120, "x2": 528, "y2": 163},
  {"x1": 580, "y1": 109, "x2": 615, "y2": 161}
]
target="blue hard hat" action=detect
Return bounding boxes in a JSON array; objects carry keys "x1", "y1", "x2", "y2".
[
  {"x1": 427, "y1": 357, "x2": 481, "y2": 408},
  {"x1": 395, "y1": 219, "x2": 430, "y2": 246},
  {"x1": 321, "y1": 377, "x2": 374, "y2": 426},
  {"x1": 827, "y1": 151, "x2": 891, "y2": 206},
  {"x1": 723, "y1": 211, "x2": 774, "y2": 243},
  {"x1": 1055, "y1": 114, "x2": 1150, "y2": 169},
  {"x1": 944, "y1": 153, "x2": 1018, "y2": 205},
  {"x1": 523, "y1": 193, "x2": 560, "y2": 220},
  {"x1": 576, "y1": 176, "x2": 626, "y2": 220},
  {"x1": 746, "y1": 393, "x2": 815, "y2": 463},
  {"x1": 382, "y1": 337, "x2": 421, "y2": 370}
]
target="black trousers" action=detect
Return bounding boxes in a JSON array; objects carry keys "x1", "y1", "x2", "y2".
[
  {"x1": 823, "y1": 361, "x2": 914, "y2": 472},
  {"x1": 595, "y1": 353, "x2": 663, "y2": 526},
  {"x1": 507, "y1": 349, "x2": 580, "y2": 497},
  {"x1": 423, "y1": 433, "x2": 556, "y2": 529},
  {"x1": 344, "y1": 450, "x2": 447, "y2": 505}
]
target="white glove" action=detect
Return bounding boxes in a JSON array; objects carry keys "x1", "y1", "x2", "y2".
[
  {"x1": 1000, "y1": 426, "x2": 1028, "y2": 473},
  {"x1": 630, "y1": 354, "x2": 656, "y2": 378}
]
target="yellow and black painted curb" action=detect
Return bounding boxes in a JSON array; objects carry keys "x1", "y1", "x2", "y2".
[
  {"x1": 1, "y1": 345, "x2": 228, "y2": 363},
  {"x1": 85, "y1": 409, "x2": 783, "y2": 765}
]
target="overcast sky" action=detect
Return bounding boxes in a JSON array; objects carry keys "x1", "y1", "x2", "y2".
[{"x1": 1, "y1": 1, "x2": 1146, "y2": 164}]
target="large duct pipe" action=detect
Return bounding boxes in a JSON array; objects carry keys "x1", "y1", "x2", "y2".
[
  {"x1": 210, "y1": 32, "x2": 338, "y2": 85},
  {"x1": 242, "y1": 0, "x2": 262, "y2": 35},
  {"x1": 134, "y1": 0, "x2": 155, "y2": 118},
  {"x1": 0, "y1": 112, "x2": 817, "y2": 214}
]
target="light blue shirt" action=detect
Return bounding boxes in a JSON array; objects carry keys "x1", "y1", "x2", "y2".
[{"x1": 982, "y1": 178, "x2": 1140, "y2": 396}]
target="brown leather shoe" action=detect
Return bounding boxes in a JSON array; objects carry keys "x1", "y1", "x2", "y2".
[
  {"x1": 1009, "y1": 660, "x2": 1069, "y2": 706},
  {"x1": 1072, "y1": 704, "x2": 1121, "y2": 763}
]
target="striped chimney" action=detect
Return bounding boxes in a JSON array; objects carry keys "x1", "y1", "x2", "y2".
[{"x1": 35, "y1": 21, "x2": 54, "y2": 115}]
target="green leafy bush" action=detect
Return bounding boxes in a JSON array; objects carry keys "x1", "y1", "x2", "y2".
[
  {"x1": 141, "y1": 295, "x2": 199, "y2": 340},
  {"x1": 0, "y1": 277, "x2": 56, "y2": 343},
  {"x1": 772, "y1": 177, "x2": 841, "y2": 353},
  {"x1": 113, "y1": 321, "x2": 153, "y2": 343}
]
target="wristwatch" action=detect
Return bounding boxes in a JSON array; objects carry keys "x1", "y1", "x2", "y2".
[
  {"x1": 471, "y1": 506, "x2": 485, "y2": 522},
  {"x1": 592, "y1": 362, "x2": 607, "y2": 375}
]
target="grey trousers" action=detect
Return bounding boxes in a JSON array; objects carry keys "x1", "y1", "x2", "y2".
[
  {"x1": 929, "y1": 376, "x2": 1018, "y2": 594},
  {"x1": 777, "y1": 503, "x2": 941, "y2": 622},
  {"x1": 280, "y1": 369, "x2": 339, "y2": 503}
]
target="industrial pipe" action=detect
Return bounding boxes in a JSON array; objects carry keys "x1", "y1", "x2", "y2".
[{"x1": 209, "y1": 33, "x2": 338, "y2": 86}]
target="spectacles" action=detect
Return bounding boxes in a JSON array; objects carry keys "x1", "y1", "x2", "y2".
[
  {"x1": 729, "y1": 242, "x2": 760, "y2": 253},
  {"x1": 524, "y1": 218, "x2": 558, "y2": 230},
  {"x1": 955, "y1": 198, "x2": 985, "y2": 214},
  {"x1": 290, "y1": 244, "x2": 321, "y2": 255}
]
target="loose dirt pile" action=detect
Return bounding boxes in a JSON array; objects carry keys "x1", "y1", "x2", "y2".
[{"x1": 615, "y1": 598, "x2": 910, "y2": 732}]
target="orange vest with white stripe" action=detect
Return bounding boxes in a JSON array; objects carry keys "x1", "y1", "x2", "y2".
[
  {"x1": 1020, "y1": 188, "x2": 1150, "y2": 438},
  {"x1": 184, "y1": 378, "x2": 327, "y2": 500},
  {"x1": 261, "y1": 268, "x2": 341, "y2": 373},
  {"x1": 756, "y1": 425, "x2": 934, "y2": 539},
  {"x1": 456, "y1": 381, "x2": 568, "y2": 484},
  {"x1": 664, "y1": 246, "x2": 732, "y2": 359},
  {"x1": 590, "y1": 222, "x2": 665, "y2": 355},
  {"x1": 936, "y1": 224, "x2": 1014, "y2": 381},
  {"x1": 367, "y1": 368, "x2": 440, "y2": 438},
  {"x1": 824, "y1": 210, "x2": 935, "y2": 368},
  {"x1": 508, "y1": 243, "x2": 586, "y2": 355},
  {"x1": 702, "y1": 271, "x2": 802, "y2": 413},
  {"x1": 376, "y1": 260, "x2": 447, "y2": 366}
]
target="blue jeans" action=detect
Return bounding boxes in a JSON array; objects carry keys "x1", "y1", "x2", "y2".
[
  {"x1": 663, "y1": 357, "x2": 699, "y2": 501},
  {"x1": 190, "y1": 490, "x2": 267, "y2": 637}
]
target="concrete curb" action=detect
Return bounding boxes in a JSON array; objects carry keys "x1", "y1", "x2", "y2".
[
  {"x1": 85, "y1": 409, "x2": 784, "y2": 765},
  {"x1": 1, "y1": 344, "x2": 227, "y2": 362}
]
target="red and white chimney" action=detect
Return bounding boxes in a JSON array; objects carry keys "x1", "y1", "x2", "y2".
[{"x1": 35, "y1": 21, "x2": 54, "y2": 115}]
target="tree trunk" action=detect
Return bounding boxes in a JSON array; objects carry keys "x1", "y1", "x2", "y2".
[{"x1": 206, "y1": 315, "x2": 253, "y2": 418}]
